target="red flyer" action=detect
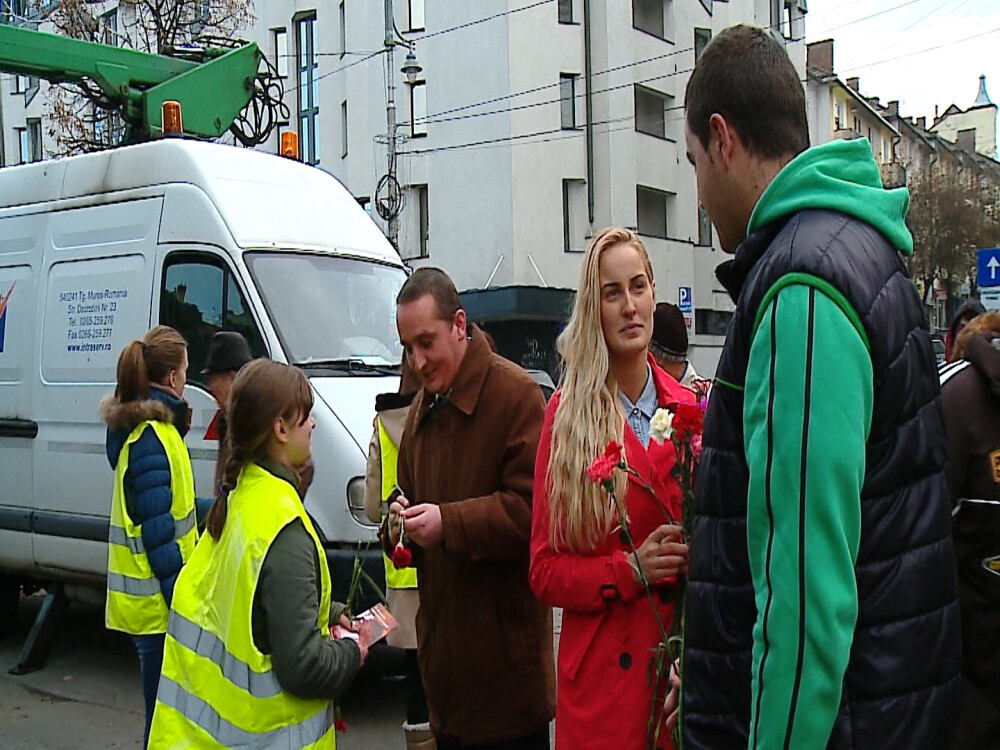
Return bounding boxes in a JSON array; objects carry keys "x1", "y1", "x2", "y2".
[{"x1": 331, "y1": 603, "x2": 399, "y2": 650}]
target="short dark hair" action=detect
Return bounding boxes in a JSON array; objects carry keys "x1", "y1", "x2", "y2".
[
  {"x1": 685, "y1": 25, "x2": 809, "y2": 160},
  {"x1": 396, "y1": 267, "x2": 462, "y2": 321}
]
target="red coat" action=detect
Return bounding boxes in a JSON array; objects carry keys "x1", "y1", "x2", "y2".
[{"x1": 530, "y1": 361, "x2": 694, "y2": 750}]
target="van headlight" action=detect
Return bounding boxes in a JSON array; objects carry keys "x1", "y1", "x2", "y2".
[{"x1": 347, "y1": 476, "x2": 373, "y2": 525}]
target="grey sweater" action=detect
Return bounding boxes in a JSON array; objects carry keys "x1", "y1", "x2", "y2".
[{"x1": 250, "y1": 462, "x2": 361, "y2": 700}]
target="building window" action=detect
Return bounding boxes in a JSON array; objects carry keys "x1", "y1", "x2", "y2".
[
  {"x1": 562, "y1": 179, "x2": 587, "y2": 253},
  {"x1": 695, "y1": 308, "x2": 733, "y2": 336},
  {"x1": 697, "y1": 205, "x2": 712, "y2": 246},
  {"x1": 560, "y1": 73, "x2": 579, "y2": 130},
  {"x1": 101, "y1": 9, "x2": 118, "y2": 45},
  {"x1": 633, "y1": 0, "x2": 669, "y2": 40},
  {"x1": 636, "y1": 185, "x2": 672, "y2": 239},
  {"x1": 339, "y1": 2, "x2": 346, "y2": 58},
  {"x1": 408, "y1": 0, "x2": 424, "y2": 31},
  {"x1": 558, "y1": 0, "x2": 574, "y2": 24},
  {"x1": 694, "y1": 27, "x2": 712, "y2": 61},
  {"x1": 296, "y1": 13, "x2": 320, "y2": 165},
  {"x1": 834, "y1": 101, "x2": 844, "y2": 130},
  {"x1": 273, "y1": 28, "x2": 288, "y2": 78},
  {"x1": 18, "y1": 119, "x2": 42, "y2": 163},
  {"x1": 341, "y1": 100, "x2": 348, "y2": 157},
  {"x1": 24, "y1": 75, "x2": 39, "y2": 106},
  {"x1": 634, "y1": 85, "x2": 672, "y2": 140},
  {"x1": 410, "y1": 80, "x2": 427, "y2": 137},
  {"x1": 403, "y1": 184, "x2": 429, "y2": 260}
]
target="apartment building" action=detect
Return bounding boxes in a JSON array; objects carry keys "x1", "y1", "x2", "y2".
[{"x1": 0, "y1": 0, "x2": 808, "y2": 377}]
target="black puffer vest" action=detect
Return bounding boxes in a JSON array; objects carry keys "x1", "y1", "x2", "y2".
[{"x1": 682, "y1": 210, "x2": 961, "y2": 749}]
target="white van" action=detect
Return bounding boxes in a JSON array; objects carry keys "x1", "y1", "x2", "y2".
[{"x1": 0, "y1": 140, "x2": 403, "y2": 631}]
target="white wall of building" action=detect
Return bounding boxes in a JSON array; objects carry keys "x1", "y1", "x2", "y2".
[{"x1": 1, "y1": 0, "x2": 806, "y2": 375}]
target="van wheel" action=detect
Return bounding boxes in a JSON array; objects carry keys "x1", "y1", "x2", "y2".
[{"x1": 0, "y1": 577, "x2": 20, "y2": 638}]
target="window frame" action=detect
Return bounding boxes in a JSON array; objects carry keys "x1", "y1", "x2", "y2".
[
  {"x1": 560, "y1": 73, "x2": 579, "y2": 130},
  {"x1": 636, "y1": 184, "x2": 672, "y2": 240},
  {"x1": 159, "y1": 251, "x2": 268, "y2": 385},
  {"x1": 632, "y1": 0, "x2": 670, "y2": 41},
  {"x1": 296, "y1": 12, "x2": 320, "y2": 166},
  {"x1": 407, "y1": 0, "x2": 425, "y2": 32},
  {"x1": 341, "y1": 99, "x2": 349, "y2": 158},
  {"x1": 273, "y1": 27, "x2": 289, "y2": 78},
  {"x1": 634, "y1": 84, "x2": 672, "y2": 141},
  {"x1": 410, "y1": 80, "x2": 427, "y2": 138},
  {"x1": 558, "y1": 0, "x2": 576, "y2": 24}
]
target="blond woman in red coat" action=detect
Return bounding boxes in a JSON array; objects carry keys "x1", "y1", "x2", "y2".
[{"x1": 530, "y1": 227, "x2": 693, "y2": 750}]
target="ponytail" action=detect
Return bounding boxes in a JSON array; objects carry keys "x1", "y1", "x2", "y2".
[
  {"x1": 115, "y1": 340, "x2": 150, "y2": 403},
  {"x1": 114, "y1": 326, "x2": 186, "y2": 403},
  {"x1": 207, "y1": 441, "x2": 244, "y2": 541}
]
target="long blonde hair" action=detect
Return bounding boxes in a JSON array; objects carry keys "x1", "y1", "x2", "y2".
[{"x1": 546, "y1": 227, "x2": 654, "y2": 552}]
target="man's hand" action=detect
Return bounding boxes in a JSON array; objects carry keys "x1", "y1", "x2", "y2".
[
  {"x1": 387, "y1": 495, "x2": 411, "y2": 545},
  {"x1": 403, "y1": 503, "x2": 443, "y2": 547}
]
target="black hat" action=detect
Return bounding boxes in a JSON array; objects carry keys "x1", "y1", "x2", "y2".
[
  {"x1": 650, "y1": 302, "x2": 688, "y2": 362},
  {"x1": 202, "y1": 331, "x2": 252, "y2": 374}
]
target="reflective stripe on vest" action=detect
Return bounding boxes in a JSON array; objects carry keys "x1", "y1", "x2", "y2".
[
  {"x1": 106, "y1": 419, "x2": 198, "y2": 636},
  {"x1": 378, "y1": 418, "x2": 418, "y2": 590},
  {"x1": 149, "y1": 462, "x2": 336, "y2": 749},
  {"x1": 156, "y1": 675, "x2": 335, "y2": 749},
  {"x1": 108, "y1": 507, "x2": 196, "y2": 554}
]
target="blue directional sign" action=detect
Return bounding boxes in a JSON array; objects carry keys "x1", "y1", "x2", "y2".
[
  {"x1": 978, "y1": 248, "x2": 1000, "y2": 288},
  {"x1": 678, "y1": 286, "x2": 693, "y2": 312}
]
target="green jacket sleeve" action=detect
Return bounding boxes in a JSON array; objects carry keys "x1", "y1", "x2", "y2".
[
  {"x1": 253, "y1": 519, "x2": 361, "y2": 701},
  {"x1": 744, "y1": 281, "x2": 873, "y2": 749}
]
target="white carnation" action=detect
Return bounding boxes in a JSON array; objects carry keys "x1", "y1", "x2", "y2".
[{"x1": 650, "y1": 408, "x2": 674, "y2": 444}]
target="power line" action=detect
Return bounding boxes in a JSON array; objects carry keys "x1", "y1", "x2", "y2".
[
  {"x1": 405, "y1": 0, "x2": 556, "y2": 42},
  {"x1": 404, "y1": 26, "x2": 1000, "y2": 157}
]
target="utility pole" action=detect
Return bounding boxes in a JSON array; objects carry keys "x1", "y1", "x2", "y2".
[
  {"x1": 376, "y1": 0, "x2": 420, "y2": 252},
  {"x1": 384, "y1": 0, "x2": 399, "y2": 247}
]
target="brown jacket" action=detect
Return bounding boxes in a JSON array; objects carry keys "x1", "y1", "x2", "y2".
[
  {"x1": 392, "y1": 331, "x2": 555, "y2": 744},
  {"x1": 940, "y1": 331, "x2": 1000, "y2": 749}
]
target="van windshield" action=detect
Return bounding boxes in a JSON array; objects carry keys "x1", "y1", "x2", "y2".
[{"x1": 247, "y1": 252, "x2": 405, "y2": 367}]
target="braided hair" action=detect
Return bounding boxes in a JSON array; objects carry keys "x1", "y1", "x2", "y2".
[{"x1": 205, "y1": 359, "x2": 314, "y2": 540}]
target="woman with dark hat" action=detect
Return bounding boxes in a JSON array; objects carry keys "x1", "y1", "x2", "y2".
[{"x1": 203, "y1": 331, "x2": 253, "y2": 495}]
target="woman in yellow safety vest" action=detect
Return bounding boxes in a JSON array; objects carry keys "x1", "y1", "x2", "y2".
[
  {"x1": 100, "y1": 325, "x2": 199, "y2": 748},
  {"x1": 149, "y1": 358, "x2": 365, "y2": 748},
  {"x1": 364, "y1": 356, "x2": 433, "y2": 750}
]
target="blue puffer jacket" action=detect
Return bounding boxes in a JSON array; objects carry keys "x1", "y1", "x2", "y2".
[{"x1": 102, "y1": 387, "x2": 193, "y2": 607}]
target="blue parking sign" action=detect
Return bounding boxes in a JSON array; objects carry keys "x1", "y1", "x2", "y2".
[
  {"x1": 978, "y1": 248, "x2": 1000, "y2": 288},
  {"x1": 678, "y1": 286, "x2": 692, "y2": 312}
]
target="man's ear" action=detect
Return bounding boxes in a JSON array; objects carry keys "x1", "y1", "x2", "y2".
[
  {"x1": 709, "y1": 112, "x2": 738, "y2": 169},
  {"x1": 454, "y1": 309, "x2": 468, "y2": 340}
]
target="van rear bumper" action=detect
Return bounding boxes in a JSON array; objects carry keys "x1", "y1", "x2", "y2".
[{"x1": 325, "y1": 545, "x2": 387, "y2": 613}]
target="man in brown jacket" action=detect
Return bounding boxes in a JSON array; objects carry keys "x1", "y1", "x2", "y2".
[{"x1": 386, "y1": 267, "x2": 555, "y2": 750}]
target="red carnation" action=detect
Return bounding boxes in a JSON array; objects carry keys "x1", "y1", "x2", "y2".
[
  {"x1": 671, "y1": 402, "x2": 704, "y2": 438},
  {"x1": 391, "y1": 542, "x2": 413, "y2": 568},
  {"x1": 586, "y1": 441, "x2": 624, "y2": 485}
]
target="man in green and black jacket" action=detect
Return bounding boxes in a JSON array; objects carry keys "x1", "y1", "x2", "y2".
[{"x1": 680, "y1": 25, "x2": 961, "y2": 750}]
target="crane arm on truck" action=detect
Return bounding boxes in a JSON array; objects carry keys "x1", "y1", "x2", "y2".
[{"x1": 0, "y1": 24, "x2": 283, "y2": 145}]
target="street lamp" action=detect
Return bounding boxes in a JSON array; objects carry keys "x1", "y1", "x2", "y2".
[{"x1": 401, "y1": 50, "x2": 422, "y2": 85}]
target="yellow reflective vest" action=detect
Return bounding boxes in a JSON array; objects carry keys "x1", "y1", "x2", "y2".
[
  {"x1": 378, "y1": 418, "x2": 417, "y2": 590},
  {"x1": 106, "y1": 419, "x2": 197, "y2": 636},
  {"x1": 149, "y1": 462, "x2": 337, "y2": 749}
]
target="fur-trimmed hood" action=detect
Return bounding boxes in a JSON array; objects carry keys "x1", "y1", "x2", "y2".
[{"x1": 101, "y1": 387, "x2": 190, "y2": 469}]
